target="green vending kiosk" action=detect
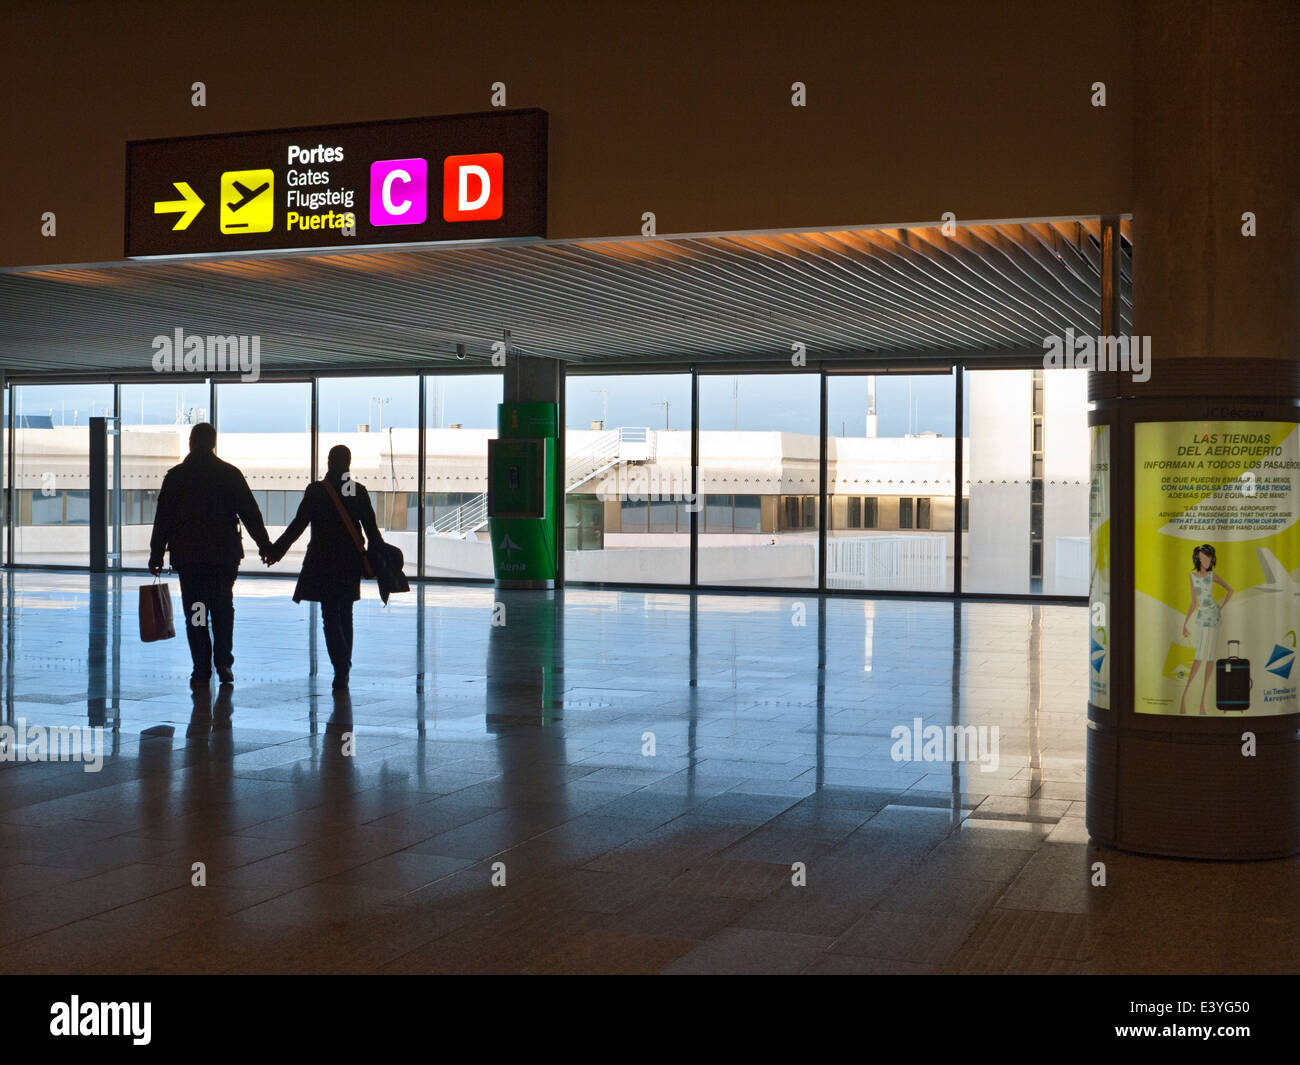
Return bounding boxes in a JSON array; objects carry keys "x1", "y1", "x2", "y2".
[{"x1": 488, "y1": 401, "x2": 560, "y2": 588}]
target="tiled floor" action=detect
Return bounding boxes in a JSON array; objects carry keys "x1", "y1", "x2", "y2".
[{"x1": 0, "y1": 572, "x2": 1296, "y2": 974}]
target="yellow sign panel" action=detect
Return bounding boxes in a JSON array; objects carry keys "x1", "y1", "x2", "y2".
[
  {"x1": 1134, "y1": 420, "x2": 1300, "y2": 717},
  {"x1": 220, "y1": 169, "x2": 274, "y2": 234},
  {"x1": 1089, "y1": 425, "x2": 1110, "y2": 708}
]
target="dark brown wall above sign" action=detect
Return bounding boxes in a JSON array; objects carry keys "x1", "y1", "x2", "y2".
[{"x1": 4, "y1": 0, "x2": 1134, "y2": 268}]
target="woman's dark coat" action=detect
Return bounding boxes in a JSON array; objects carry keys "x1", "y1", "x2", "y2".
[{"x1": 272, "y1": 476, "x2": 384, "y2": 603}]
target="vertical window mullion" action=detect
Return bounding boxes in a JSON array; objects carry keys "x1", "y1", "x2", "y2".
[
  {"x1": 953, "y1": 362, "x2": 964, "y2": 596},
  {"x1": 690, "y1": 366, "x2": 699, "y2": 588},
  {"x1": 818, "y1": 366, "x2": 828, "y2": 592}
]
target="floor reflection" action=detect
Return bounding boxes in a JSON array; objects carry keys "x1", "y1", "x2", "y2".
[{"x1": 3, "y1": 570, "x2": 1283, "y2": 976}]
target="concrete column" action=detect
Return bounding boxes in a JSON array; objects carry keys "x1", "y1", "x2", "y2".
[
  {"x1": 1087, "y1": 1, "x2": 1300, "y2": 857},
  {"x1": 502, "y1": 353, "x2": 562, "y2": 407},
  {"x1": 89, "y1": 417, "x2": 108, "y2": 574},
  {"x1": 500, "y1": 354, "x2": 565, "y2": 585},
  {"x1": 0, "y1": 370, "x2": 6, "y2": 563}
]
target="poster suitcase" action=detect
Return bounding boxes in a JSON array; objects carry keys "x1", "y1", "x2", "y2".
[
  {"x1": 139, "y1": 579, "x2": 176, "y2": 642},
  {"x1": 1215, "y1": 640, "x2": 1251, "y2": 712}
]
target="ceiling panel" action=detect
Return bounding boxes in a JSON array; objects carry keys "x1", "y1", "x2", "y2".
[{"x1": 0, "y1": 219, "x2": 1133, "y2": 378}]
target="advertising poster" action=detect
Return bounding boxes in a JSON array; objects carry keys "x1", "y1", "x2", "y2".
[
  {"x1": 1134, "y1": 420, "x2": 1300, "y2": 716},
  {"x1": 1089, "y1": 426, "x2": 1110, "y2": 709}
]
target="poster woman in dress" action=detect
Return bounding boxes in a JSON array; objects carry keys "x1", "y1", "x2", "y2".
[{"x1": 1179, "y1": 544, "x2": 1235, "y2": 715}]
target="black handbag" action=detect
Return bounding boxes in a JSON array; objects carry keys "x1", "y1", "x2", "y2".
[{"x1": 367, "y1": 542, "x2": 410, "y2": 605}]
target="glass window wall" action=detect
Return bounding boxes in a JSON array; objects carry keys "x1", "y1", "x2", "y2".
[
  {"x1": 12, "y1": 384, "x2": 114, "y2": 565},
  {"x1": 698, "y1": 373, "x2": 819, "y2": 588},
  {"x1": 3, "y1": 366, "x2": 1088, "y2": 597},
  {"x1": 215, "y1": 381, "x2": 311, "y2": 576},
  {"x1": 962, "y1": 368, "x2": 1090, "y2": 595},
  {"x1": 564, "y1": 372, "x2": 692, "y2": 585},
  {"x1": 826, "y1": 372, "x2": 956, "y2": 592},
  {"x1": 423, "y1": 374, "x2": 501, "y2": 579}
]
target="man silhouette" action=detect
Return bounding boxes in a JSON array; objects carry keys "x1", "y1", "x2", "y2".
[{"x1": 148, "y1": 422, "x2": 272, "y2": 689}]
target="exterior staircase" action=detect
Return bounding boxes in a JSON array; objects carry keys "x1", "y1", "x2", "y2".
[{"x1": 427, "y1": 427, "x2": 653, "y2": 537}]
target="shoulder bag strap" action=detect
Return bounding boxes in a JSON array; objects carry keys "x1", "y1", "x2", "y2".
[{"x1": 322, "y1": 479, "x2": 374, "y2": 578}]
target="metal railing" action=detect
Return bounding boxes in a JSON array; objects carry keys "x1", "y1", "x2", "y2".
[
  {"x1": 427, "y1": 426, "x2": 654, "y2": 537},
  {"x1": 430, "y1": 493, "x2": 488, "y2": 536},
  {"x1": 826, "y1": 535, "x2": 947, "y2": 589},
  {"x1": 565, "y1": 429, "x2": 621, "y2": 490}
]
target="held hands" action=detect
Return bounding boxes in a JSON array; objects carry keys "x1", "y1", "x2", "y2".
[{"x1": 259, "y1": 544, "x2": 279, "y2": 566}]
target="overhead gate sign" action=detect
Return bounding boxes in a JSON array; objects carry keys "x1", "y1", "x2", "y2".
[{"x1": 126, "y1": 109, "x2": 547, "y2": 258}]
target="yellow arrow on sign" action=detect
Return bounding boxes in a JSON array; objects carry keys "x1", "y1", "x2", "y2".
[{"x1": 153, "y1": 181, "x2": 205, "y2": 230}]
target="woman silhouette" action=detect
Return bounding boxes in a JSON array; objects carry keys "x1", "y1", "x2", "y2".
[
  {"x1": 266, "y1": 445, "x2": 384, "y2": 690},
  {"x1": 1179, "y1": 544, "x2": 1234, "y2": 715}
]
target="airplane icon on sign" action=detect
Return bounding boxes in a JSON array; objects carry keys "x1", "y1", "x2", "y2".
[
  {"x1": 226, "y1": 179, "x2": 269, "y2": 213},
  {"x1": 219, "y1": 169, "x2": 275, "y2": 234}
]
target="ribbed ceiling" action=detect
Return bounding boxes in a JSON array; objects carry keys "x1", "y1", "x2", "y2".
[{"x1": 0, "y1": 218, "x2": 1132, "y2": 377}]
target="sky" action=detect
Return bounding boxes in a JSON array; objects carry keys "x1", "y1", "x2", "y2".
[{"x1": 11, "y1": 371, "x2": 966, "y2": 437}]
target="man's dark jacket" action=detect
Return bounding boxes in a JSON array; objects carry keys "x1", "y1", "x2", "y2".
[{"x1": 149, "y1": 451, "x2": 270, "y2": 570}]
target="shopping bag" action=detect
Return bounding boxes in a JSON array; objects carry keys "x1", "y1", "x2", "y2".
[
  {"x1": 1215, "y1": 640, "x2": 1252, "y2": 712},
  {"x1": 1161, "y1": 642, "x2": 1196, "y2": 682},
  {"x1": 139, "y1": 579, "x2": 175, "y2": 642}
]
